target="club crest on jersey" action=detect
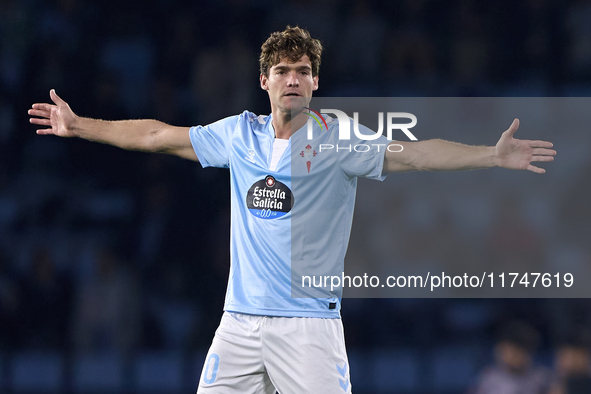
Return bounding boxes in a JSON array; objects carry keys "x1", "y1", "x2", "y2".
[
  {"x1": 246, "y1": 175, "x2": 294, "y2": 219},
  {"x1": 300, "y1": 144, "x2": 317, "y2": 173}
]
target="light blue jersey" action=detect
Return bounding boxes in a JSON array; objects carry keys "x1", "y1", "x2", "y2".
[{"x1": 189, "y1": 111, "x2": 387, "y2": 318}]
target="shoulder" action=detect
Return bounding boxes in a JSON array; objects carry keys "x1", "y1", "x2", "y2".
[
  {"x1": 239, "y1": 110, "x2": 267, "y2": 123},
  {"x1": 200, "y1": 111, "x2": 267, "y2": 133},
  {"x1": 236, "y1": 110, "x2": 270, "y2": 129}
]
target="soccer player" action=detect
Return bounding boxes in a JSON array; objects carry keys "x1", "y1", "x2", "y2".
[{"x1": 29, "y1": 26, "x2": 556, "y2": 394}]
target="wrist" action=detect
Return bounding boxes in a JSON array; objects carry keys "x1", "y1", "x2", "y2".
[
  {"x1": 69, "y1": 115, "x2": 84, "y2": 138},
  {"x1": 489, "y1": 146, "x2": 499, "y2": 168}
]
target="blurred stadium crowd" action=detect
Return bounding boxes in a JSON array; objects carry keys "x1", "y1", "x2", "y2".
[{"x1": 1, "y1": 0, "x2": 591, "y2": 392}]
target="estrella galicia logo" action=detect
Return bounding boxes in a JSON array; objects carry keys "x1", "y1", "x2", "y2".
[{"x1": 246, "y1": 175, "x2": 294, "y2": 219}]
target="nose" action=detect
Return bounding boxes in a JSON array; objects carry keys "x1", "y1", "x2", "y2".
[{"x1": 286, "y1": 71, "x2": 299, "y2": 87}]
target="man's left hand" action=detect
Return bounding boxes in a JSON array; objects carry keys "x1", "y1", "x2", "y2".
[{"x1": 494, "y1": 118, "x2": 556, "y2": 174}]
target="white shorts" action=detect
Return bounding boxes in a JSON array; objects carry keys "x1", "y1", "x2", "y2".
[{"x1": 197, "y1": 312, "x2": 352, "y2": 394}]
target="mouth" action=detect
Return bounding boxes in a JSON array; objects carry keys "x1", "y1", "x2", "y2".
[{"x1": 283, "y1": 92, "x2": 301, "y2": 97}]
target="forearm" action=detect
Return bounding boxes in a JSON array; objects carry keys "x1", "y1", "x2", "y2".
[
  {"x1": 71, "y1": 116, "x2": 171, "y2": 153},
  {"x1": 385, "y1": 139, "x2": 497, "y2": 172},
  {"x1": 384, "y1": 119, "x2": 555, "y2": 174},
  {"x1": 412, "y1": 139, "x2": 497, "y2": 171},
  {"x1": 30, "y1": 90, "x2": 197, "y2": 160}
]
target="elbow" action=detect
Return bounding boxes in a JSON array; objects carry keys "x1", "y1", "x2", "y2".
[
  {"x1": 385, "y1": 154, "x2": 425, "y2": 173},
  {"x1": 406, "y1": 154, "x2": 430, "y2": 171},
  {"x1": 145, "y1": 124, "x2": 167, "y2": 153},
  {"x1": 406, "y1": 140, "x2": 443, "y2": 171},
  {"x1": 384, "y1": 142, "x2": 427, "y2": 173},
  {"x1": 401, "y1": 146, "x2": 430, "y2": 172}
]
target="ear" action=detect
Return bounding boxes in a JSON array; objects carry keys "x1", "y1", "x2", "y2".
[
  {"x1": 260, "y1": 74, "x2": 269, "y2": 91},
  {"x1": 313, "y1": 75, "x2": 319, "y2": 91}
]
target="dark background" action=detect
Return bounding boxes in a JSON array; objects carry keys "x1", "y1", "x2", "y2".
[{"x1": 1, "y1": 0, "x2": 590, "y2": 392}]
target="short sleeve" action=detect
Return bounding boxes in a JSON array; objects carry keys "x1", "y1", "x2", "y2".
[
  {"x1": 189, "y1": 114, "x2": 241, "y2": 168},
  {"x1": 340, "y1": 120, "x2": 388, "y2": 181}
]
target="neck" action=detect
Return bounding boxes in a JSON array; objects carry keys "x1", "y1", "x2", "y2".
[{"x1": 272, "y1": 108, "x2": 308, "y2": 140}]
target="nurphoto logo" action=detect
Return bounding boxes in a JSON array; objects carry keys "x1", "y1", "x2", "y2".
[
  {"x1": 306, "y1": 109, "x2": 418, "y2": 141},
  {"x1": 305, "y1": 108, "x2": 418, "y2": 153}
]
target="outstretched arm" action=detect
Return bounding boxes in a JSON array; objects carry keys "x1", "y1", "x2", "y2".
[
  {"x1": 383, "y1": 119, "x2": 556, "y2": 174},
  {"x1": 28, "y1": 90, "x2": 198, "y2": 161}
]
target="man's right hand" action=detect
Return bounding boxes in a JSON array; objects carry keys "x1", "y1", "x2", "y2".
[
  {"x1": 28, "y1": 89, "x2": 197, "y2": 161},
  {"x1": 29, "y1": 89, "x2": 78, "y2": 138}
]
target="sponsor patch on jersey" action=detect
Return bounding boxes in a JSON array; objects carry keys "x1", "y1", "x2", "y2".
[{"x1": 246, "y1": 175, "x2": 294, "y2": 219}]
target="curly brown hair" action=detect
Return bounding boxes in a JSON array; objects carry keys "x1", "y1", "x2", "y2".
[{"x1": 259, "y1": 26, "x2": 323, "y2": 77}]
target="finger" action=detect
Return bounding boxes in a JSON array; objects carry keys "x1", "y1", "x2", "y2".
[
  {"x1": 523, "y1": 140, "x2": 554, "y2": 148},
  {"x1": 531, "y1": 155, "x2": 555, "y2": 162},
  {"x1": 28, "y1": 109, "x2": 51, "y2": 118},
  {"x1": 36, "y1": 128, "x2": 55, "y2": 135},
  {"x1": 527, "y1": 164, "x2": 546, "y2": 174},
  {"x1": 30, "y1": 118, "x2": 51, "y2": 126},
  {"x1": 504, "y1": 118, "x2": 520, "y2": 137},
  {"x1": 31, "y1": 103, "x2": 55, "y2": 111},
  {"x1": 50, "y1": 89, "x2": 65, "y2": 105},
  {"x1": 532, "y1": 148, "x2": 557, "y2": 156}
]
